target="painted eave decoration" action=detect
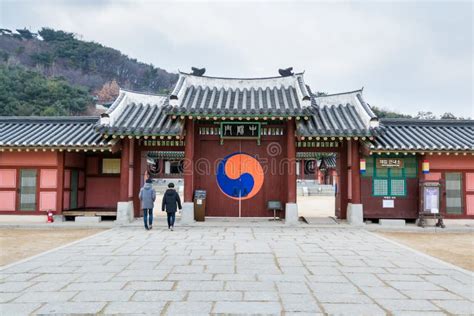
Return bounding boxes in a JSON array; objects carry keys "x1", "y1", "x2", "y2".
[{"x1": 0, "y1": 116, "x2": 117, "y2": 152}]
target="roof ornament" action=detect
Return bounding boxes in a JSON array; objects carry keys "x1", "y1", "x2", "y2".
[
  {"x1": 100, "y1": 113, "x2": 110, "y2": 126},
  {"x1": 278, "y1": 67, "x2": 294, "y2": 77},
  {"x1": 191, "y1": 67, "x2": 206, "y2": 76}
]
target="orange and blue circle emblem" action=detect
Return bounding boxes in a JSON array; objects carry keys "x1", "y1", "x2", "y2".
[{"x1": 216, "y1": 152, "x2": 264, "y2": 200}]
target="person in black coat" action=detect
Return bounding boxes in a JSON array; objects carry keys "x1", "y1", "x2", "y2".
[{"x1": 162, "y1": 183, "x2": 182, "y2": 231}]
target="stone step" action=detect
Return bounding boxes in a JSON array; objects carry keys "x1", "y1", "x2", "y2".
[{"x1": 379, "y1": 219, "x2": 406, "y2": 227}]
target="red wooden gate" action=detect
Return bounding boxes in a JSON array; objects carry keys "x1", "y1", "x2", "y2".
[{"x1": 195, "y1": 136, "x2": 287, "y2": 217}]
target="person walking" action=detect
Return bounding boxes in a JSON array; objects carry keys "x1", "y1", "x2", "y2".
[
  {"x1": 139, "y1": 178, "x2": 156, "y2": 230},
  {"x1": 162, "y1": 183, "x2": 182, "y2": 231}
]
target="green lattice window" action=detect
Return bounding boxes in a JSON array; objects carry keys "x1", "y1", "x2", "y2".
[
  {"x1": 404, "y1": 157, "x2": 418, "y2": 178},
  {"x1": 373, "y1": 179, "x2": 389, "y2": 196},
  {"x1": 368, "y1": 156, "x2": 417, "y2": 197},
  {"x1": 390, "y1": 179, "x2": 406, "y2": 196}
]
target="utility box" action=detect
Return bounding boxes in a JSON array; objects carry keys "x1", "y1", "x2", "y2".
[{"x1": 194, "y1": 190, "x2": 206, "y2": 222}]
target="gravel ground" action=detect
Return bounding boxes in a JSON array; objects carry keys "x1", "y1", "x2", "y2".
[
  {"x1": 378, "y1": 232, "x2": 474, "y2": 271},
  {"x1": 0, "y1": 228, "x2": 106, "y2": 266}
]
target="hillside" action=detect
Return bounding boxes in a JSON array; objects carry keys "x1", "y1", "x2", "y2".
[
  {"x1": 0, "y1": 27, "x2": 178, "y2": 115},
  {"x1": 0, "y1": 64, "x2": 91, "y2": 116}
]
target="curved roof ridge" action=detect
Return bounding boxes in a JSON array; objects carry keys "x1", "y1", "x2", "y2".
[
  {"x1": 313, "y1": 88, "x2": 363, "y2": 98},
  {"x1": 0, "y1": 116, "x2": 100, "y2": 123},
  {"x1": 178, "y1": 71, "x2": 305, "y2": 81},
  {"x1": 118, "y1": 88, "x2": 169, "y2": 97},
  {"x1": 381, "y1": 118, "x2": 474, "y2": 126}
]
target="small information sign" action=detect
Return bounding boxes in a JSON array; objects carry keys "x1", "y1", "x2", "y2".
[
  {"x1": 376, "y1": 158, "x2": 404, "y2": 168},
  {"x1": 382, "y1": 199, "x2": 394, "y2": 208}
]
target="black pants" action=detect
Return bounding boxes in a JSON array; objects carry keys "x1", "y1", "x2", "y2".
[
  {"x1": 143, "y1": 208, "x2": 153, "y2": 229},
  {"x1": 167, "y1": 212, "x2": 176, "y2": 228}
]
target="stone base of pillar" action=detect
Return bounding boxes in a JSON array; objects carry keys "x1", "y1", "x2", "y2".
[
  {"x1": 285, "y1": 203, "x2": 299, "y2": 225},
  {"x1": 347, "y1": 203, "x2": 364, "y2": 226},
  {"x1": 180, "y1": 202, "x2": 195, "y2": 225},
  {"x1": 115, "y1": 201, "x2": 134, "y2": 225},
  {"x1": 53, "y1": 215, "x2": 65, "y2": 222}
]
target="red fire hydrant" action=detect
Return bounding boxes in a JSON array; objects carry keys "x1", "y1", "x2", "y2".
[{"x1": 47, "y1": 210, "x2": 54, "y2": 223}]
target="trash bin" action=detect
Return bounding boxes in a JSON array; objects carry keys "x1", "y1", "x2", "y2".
[{"x1": 194, "y1": 190, "x2": 206, "y2": 221}]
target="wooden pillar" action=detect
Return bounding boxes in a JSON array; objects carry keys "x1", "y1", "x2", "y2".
[
  {"x1": 351, "y1": 139, "x2": 361, "y2": 204},
  {"x1": 133, "y1": 146, "x2": 142, "y2": 217},
  {"x1": 56, "y1": 151, "x2": 65, "y2": 214},
  {"x1": 120, "y1": 138, "x2": 130, "y2": 201},
  {"x1": 287, "y1": 120, "x2": 297, "y2": 203},
  {"x1": 339, "y1": 140, "x2": 349, "y2": 219},
  {"x1": 184, "y1": 119, "x2": 195, "y2": 202}
]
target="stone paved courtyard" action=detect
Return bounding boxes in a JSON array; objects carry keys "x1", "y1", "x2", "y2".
[{"x1": 1, "y1": 226, "x2": 473, "y2": 315}]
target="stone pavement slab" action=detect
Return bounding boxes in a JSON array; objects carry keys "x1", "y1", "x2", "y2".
[
  {"x1": 35, "y1": 302, "x2": 106, "y2": 315},
  {"x1": 0, "y1": 226, "x2": 472, "y2": 315}
]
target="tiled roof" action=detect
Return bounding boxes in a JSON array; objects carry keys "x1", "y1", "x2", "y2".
[
  {"x1": 296, "y1": 152, "x2": 321, "y2": 159},
  {"x1": 168, "y1": 72, "x2": 313, "y2": 117},
  {"x1": 96, "y1": 89, "x2": 184, "y2": 136},
  {"x1": 0, "y1": 117, "x2": 116, "y2": 149},
  {"x1": 370, "y1": 119, "x2": 474, "y2": 152},
  {"x1": 320, "y1": 155, "x2": 336, "y2": 169},
  {"x1": 296, "y1": 90, "x2": 380, "y2": 137}
]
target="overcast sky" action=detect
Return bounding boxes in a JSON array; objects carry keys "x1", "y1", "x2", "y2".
[{"x1": 2, "y1": 0, "x2": 473, "y2": 117}]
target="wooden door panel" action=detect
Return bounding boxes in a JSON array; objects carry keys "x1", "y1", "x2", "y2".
[
  {"x1": 197, "y1": 140, "x2": 239, "y2": 217},
  {"x1": 240, "y1": 140, "x2": 286, "y2": 217}
]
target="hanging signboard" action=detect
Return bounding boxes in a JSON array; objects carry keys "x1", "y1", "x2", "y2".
[
  {"x1": 376, "y1": 158, "x2": 404, "y2": 168},
  {"x1": 220, "y1": 122, "x2": 261, "y2": 144}
]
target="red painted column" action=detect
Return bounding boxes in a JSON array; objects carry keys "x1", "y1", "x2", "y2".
[
  {"x1": 351, "y1": 139, "x2": 361, "y2": 204},
  {"x1": 120, "y1": 138, "x2": 130, "y2": 201},
  {"x1": 338, "y1": 141, "x2": 349, "y2": 219},
  {"x1": 287, "y1": 120, "x2": 297, "y2": 203},
  {"x1": 133, "y1": 145, "x2": 142, "y2": 217},
  {"x1": 184, "y1": 119, "x2": 195, "y2": 202},
  {"x1": 56, "y1": 151, "x2": 65, "y2": 214}
]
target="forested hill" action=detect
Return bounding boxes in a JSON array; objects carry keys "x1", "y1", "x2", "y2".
[{"x1": 0, "y1": 27, "x2": 178, "y2": 116}]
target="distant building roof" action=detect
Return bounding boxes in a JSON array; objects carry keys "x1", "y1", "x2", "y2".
[
  {"x1": 168, "y1": 72, "x2": 312, "y2": 117},
  {"x1": 147, "y1": 151, "x2": 185, "y2": 159},
  {"x1": 319, "y1": 155, "x2": 337, "y2": 169},
  {"x1": 96, "y1": 89, "x2": 184, "y2": 137},
  {"x1": 370, "y1": 119, "x2": 474, "y2": 152},
  {"x1": 0, "y1": 117, "x2": 116, "y2": 150}
]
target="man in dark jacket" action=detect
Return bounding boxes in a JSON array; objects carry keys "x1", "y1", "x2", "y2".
[
  {"x1": 162, "y1": 183, "x2": 182, "y2": 231},
  {"x1": 139, "y1": 178, "x2": 156, "y2": 230}
]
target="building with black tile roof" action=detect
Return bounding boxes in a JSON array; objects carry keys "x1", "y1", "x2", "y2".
[{"x1": 0, "y1": 69, "x2": 472, "y2": 221}]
